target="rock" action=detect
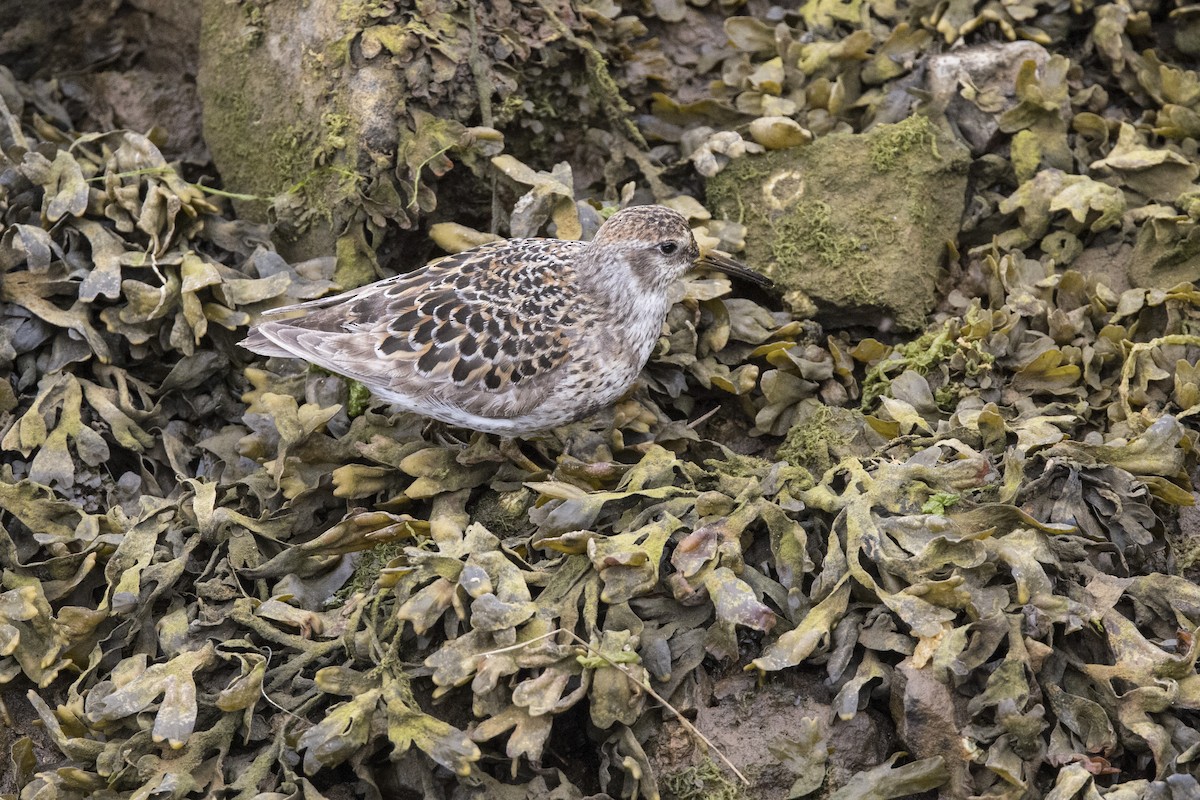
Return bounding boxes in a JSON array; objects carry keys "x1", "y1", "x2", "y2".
[
  {"x1": 195, "y1": 2, "x2": 561, "y2": 274},
  {"x1": 707, "y1": 115, "x2": 971, "y2": 331},
  {"x1": 926, "y1": 42, "x2": 1053, "y2": 155},
  {"x1": 197, "y1": 0, "x2": 396, "y2": 264},
  {"x1": 647, "y1": 672, "x2": 896, "y2": 800}
]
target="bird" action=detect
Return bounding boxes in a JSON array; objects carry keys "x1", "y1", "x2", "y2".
[{"x1": 240, "y1": 204, "x2": 771, "y2": 435}]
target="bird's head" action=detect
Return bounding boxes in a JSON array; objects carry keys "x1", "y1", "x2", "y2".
[{"x1": 584, "y1": 205, "x2": 770, "y2": 294}]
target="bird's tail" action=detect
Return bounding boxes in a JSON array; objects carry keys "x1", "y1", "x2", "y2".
[{"x1": 240, "y1": 327, "x2": 295, "y2": 358}]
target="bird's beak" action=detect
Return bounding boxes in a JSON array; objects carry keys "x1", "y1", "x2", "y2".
[{"x1": 697, "y1": 251, "x2": 773, "y2": 288}]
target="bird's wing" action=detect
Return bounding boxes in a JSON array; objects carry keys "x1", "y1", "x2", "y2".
[{"x1": 242, "y1": 239, "x2": 589, "y2": 412}]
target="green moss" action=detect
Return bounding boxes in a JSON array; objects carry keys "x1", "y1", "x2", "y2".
[
  {"x1": 494, "y1": 94, "x2": 529, "y2": 127},
  {"x1": 267, "y1": 123, "x2": 318, "y2": 187},
  {"x1": 771, "y1": 200, "x2": 866, "y2": 271},
  {"x1": 868, "y1": 114, "x2": 937, "y2": 172},
  {"x1": 320, "y1": 112, "x2": 352, "y2": 154},
  {"x1": 778, "y1": 403, "x2": 855, "y2": 477},
  {"x1": 860, "y1": 326, "x2": 945, "y2": 407},
  {"x1": 661, "y1": 758, "x2": 747, "y2": 800},
  {"x1": 932, "y1": 385, "x2": 960, "y2": 408},
  {"x1": 325, "y1": 30, "x2": 354, "y2": 68}
]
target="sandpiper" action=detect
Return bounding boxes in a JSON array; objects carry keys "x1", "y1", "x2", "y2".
[{"x1": 240, "y1": 205, "x2": 770, "y2": 435}]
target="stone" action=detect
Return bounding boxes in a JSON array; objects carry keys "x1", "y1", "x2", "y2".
[{"x1": 707, "y1": 115, "x2": 971, "y2": 331}]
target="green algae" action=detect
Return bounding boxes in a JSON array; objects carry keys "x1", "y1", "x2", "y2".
[
  {"x1": 860, "y1": 317, "x2": 996, "y2": 409},
  {"x1": 777, "y1": 401, "x2": 860, "y2": 477},
  {"x1": 661, "y1": 758, "x2": 747, "y2": 800},
  {"x1": 771, "y1": 199, "x2": 867, "y2": 271},
  {"x1": 868, "y1": 114, "x2": 939, "y2": 172}
]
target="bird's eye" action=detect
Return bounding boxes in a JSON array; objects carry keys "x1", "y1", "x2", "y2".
[{"x1": 658, "y1": 242, "x2": 679, "y2": 255}]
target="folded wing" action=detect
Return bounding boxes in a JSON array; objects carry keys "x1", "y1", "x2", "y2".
[{"x1": 241, "y1": 239, "x2": 589, "y2": 418}]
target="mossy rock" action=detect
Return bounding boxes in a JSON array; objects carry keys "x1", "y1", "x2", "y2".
[
  {"x1": 197, "y1": 0, "x2": 390, "y2": 278},
  {"x1": 708, "y1": 116, "x2": 971, "y2": 331}
]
